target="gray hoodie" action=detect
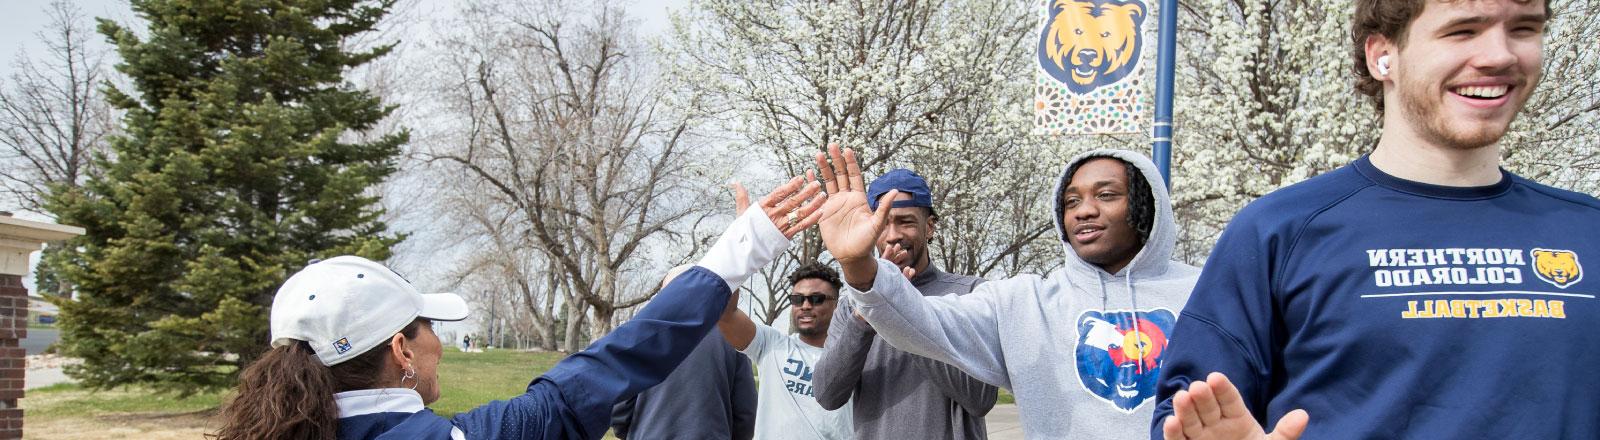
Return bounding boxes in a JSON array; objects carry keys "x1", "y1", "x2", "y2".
[{"x1": 846, "y1": 149, "x2": 1200, "y2": 439}]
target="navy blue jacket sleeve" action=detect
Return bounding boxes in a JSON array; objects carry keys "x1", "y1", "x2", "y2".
[
  {"x1": 1152, "y1": 214, "x2": 1281, "y2": 439},
  {"x1": 451, "y1": 267, "x2": 731, "y2": 440}
]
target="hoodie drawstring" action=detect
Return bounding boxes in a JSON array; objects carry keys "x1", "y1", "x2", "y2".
[
  {"x1": 1098, "y1": 272, "x2": 1145, "y2": 374},
  {"x1": 1097, "y1": 272, "x2": 1109, "y2": 312},
  {"x1": 1128, "y1": 274, "x2": 1143, "y2": 374}
]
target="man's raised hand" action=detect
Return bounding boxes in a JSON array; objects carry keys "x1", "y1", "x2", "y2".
[
  {"x1": 814, "y1": 144, "x2": 897, "y2": 289},
  {"x1": 814, "y1": 144, "x2": 896, "y2": 262},
  {"x1": 1162, "y1": 372, "x2": 1308, "y2": 440}
]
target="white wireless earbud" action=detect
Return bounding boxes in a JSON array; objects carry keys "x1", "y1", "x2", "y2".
[{"x1": 1376, "y1": 55, "x2": 1391, "y2": 76}]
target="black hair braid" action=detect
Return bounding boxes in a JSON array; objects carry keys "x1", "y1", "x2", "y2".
[{"x1": 1123, "y1": 161, "x2": 1156, "y2": 245}]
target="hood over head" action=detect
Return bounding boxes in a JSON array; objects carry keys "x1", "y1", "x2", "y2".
[{"x1": 1052, "y1": 149, "x2": 1177, "y2": 279}]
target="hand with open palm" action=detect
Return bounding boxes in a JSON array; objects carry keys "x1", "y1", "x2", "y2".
[
  {"x1": 814, "y1": 143, "x2": 899, "y2": 290},
  {"x1": 1162, "y1": 372, "x2": 1309, "y2": 440},
  {"x1": 728, "y1": 172, "x2": 828, "y2": 239}
]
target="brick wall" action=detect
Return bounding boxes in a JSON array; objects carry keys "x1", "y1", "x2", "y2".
[{"x1": 0, "y1": 274, "x2": 25, "y2": 439}]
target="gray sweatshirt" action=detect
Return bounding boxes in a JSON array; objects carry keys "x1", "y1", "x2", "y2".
[
  {"x1": 846, "y1": 149, "x2": 1200, "y2": 439},
  {"x1": 813, "y1": 264, "x2": 996, "y2": 440}
]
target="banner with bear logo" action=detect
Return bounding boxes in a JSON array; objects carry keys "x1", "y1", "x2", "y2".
[{"x1": 1034, "y1": 0, "x2": 1156, "y2": 135}]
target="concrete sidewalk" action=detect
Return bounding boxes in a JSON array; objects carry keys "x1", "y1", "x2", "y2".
[
  {"x1": 985, "y1": 403, "x2": 1023, "y2": 439},
  {"x1": 25, "y1": 367, "x2": 69, "y2": 390},
  {"x1": 24, "y1": 355, "x2": 80, "y2": 390}
]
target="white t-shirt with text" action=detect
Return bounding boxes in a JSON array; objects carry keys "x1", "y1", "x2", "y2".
[{"x1": 740, "y1": 324, "x2": 852, "y2": 440}]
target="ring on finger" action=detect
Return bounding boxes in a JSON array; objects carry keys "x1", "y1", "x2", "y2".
[{"x1": 786, "y1": 210, "x2": 799, "y2": 229}]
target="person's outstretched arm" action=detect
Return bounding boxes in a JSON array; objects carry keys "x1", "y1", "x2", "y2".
[
  {"x1": 452, "y1": 175, "x2": 825, "y2": 440},
  {"x1": 842, "y1": 259, "x2": 1012, "y2": 387},
  {"x1": 451, "y1": 267, "x2": 735, "y2": 440},
  {"x1": 813, "y1": 144, "x2": 1011, "y2": 387}
]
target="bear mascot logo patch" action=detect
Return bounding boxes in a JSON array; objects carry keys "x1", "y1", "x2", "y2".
[
  {"x1": 1532, "y1": 248, "x2": 1583, "y2": 288},
  {"x1": 1037, "y1": 0, "x2": 1147, "y2": 94},
  {"x1": 1075, "y1": 308, "x2": 1175, "y2": 412}
]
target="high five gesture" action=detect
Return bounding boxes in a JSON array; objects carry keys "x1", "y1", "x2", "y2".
[
  {"x1": 814, "y1": 144, "x2": 898, "y2": 290},
  {"x1": 730, "y1": 173, "x2": 828, "y2": 239}
]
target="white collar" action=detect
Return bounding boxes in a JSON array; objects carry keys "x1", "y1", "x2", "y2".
[{"x1": 334, "y1": 388, "x2": 425, "y2": 418}]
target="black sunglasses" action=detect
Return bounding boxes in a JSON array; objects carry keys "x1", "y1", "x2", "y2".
[{"x1": 787, "y1": 293, "x2": 832, "y2": 307}]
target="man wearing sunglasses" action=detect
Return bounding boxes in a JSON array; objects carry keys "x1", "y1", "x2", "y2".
[
  {"x1": 719, "y1": 261, "x2": 854, "y2": 439},
  {"x1": 813, "y1": 168, "x2": 997, "y2": 440}
]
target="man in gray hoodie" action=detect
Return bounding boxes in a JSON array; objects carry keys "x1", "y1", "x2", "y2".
[
  {"x1": 812, "y1": 168, "x2": 997, "y2": 439},
  {"x1": 814, "y1": 145, "x2": 1200, "y2": 438}
]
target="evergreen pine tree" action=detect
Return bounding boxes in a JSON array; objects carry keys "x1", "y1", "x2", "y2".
[{"x1": 45, "y1": 0, "x2": 405, "y2": 393}]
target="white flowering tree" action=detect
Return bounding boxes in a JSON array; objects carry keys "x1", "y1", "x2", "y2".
[
  {"x1": 665, "y1": 0, "x2": 1074, "y2": 324},
  {"x1": 1502, "y1": 0, "x2": 1600, "y2": 192},
  {"x1": 1167, "y1": 0, "x2": 1598, "y2": 262},
  {"x1": 1166, "y1": 0, "x2": 1375, "y2": 261}
]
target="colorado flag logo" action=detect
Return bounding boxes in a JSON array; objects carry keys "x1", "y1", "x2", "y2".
[
  {"x1": 333, "y1": 337, "x2": 353, "y2": 354},
  {"x1": 1075, "y1": 308, "x2": 1174, "y2": 412}
]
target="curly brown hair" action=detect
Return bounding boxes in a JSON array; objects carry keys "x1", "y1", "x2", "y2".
[
  {"x1": 211, "y1": 319, "x2": 427, "y2": 440},
  {"x1": 1351, "y1": 0, "x2": 1553, "y2": 114}
]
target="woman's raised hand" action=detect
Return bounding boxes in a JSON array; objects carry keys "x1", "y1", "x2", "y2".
[{"x1": 731, "y1": 171, "x2": 828, "y2": 239}]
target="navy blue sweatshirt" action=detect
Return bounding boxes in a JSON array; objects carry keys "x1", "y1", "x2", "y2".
[
  {"x1": 610, "y1": 332, "x2": 757, "y2": 440},
  {"x1": 1153, "y1": 156, "x2": 1600, "y2": 439}
]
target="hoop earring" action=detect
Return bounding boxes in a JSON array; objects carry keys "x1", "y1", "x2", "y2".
[{"x1": 401, "y1": 365, "x2": 417, "y2": 390}]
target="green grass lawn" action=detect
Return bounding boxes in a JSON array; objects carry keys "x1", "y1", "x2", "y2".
[
  {"x1": 24, "y1": 347, "x2": 1011, "y2": 438},
  {"x1": 431, "y1": 349, "x2": 564, "y2": 417},
  {"x1": 24, "y1": 348, "x2": 568, "y2": 419},
  {"x1": 23, "y1": 382, "x2": 225, "y2": 419}
]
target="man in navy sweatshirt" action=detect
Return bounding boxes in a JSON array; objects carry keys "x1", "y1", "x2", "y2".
[
  {"x1": 1153, "y1": 1, "x2": 1600, "y2": 439},
  {"x1": 610, "y1": 266, "x2": 757, "y2": 440}
]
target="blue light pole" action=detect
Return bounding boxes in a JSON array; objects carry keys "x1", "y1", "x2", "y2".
[{"x1": 1151, "y1": 0, "x2": 1178, "y2": 190}]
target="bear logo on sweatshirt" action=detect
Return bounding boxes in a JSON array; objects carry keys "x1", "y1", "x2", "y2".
[
  {"x1": 1074, "y1": 308, "x2": 1175, "y2": 412},
  {"x1": 1532, "y1": 248, "x2": 1582, "y2": 289}
]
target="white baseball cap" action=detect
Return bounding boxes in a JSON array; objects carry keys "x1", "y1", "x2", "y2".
[{"x1": 270, "y1": 256, "x2": 470, "y2": 366}]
